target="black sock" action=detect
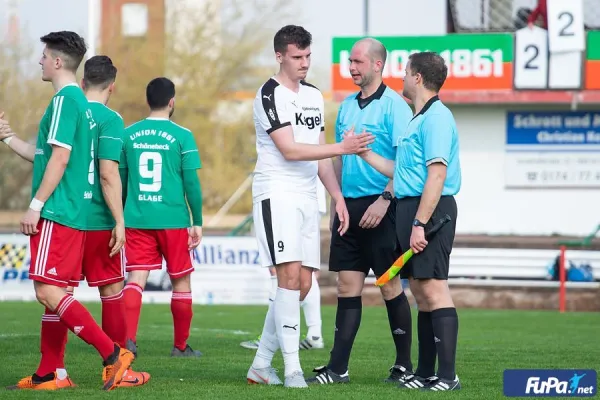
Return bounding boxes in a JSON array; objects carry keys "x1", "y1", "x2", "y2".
[
  {"x1": 32, "y1": 372, "x2": 55, "y2": 383},
  {"x1": 103, "y1": 344, "x2": 120, "y2": 366},
  {"x1": 327, "y1": 296, "x2": 362, "y2": 375},
  {"x1": 431, "y1": 307, "x2": 459, "y2": 380},
  {"x1": 384, "y1": 292, "x2": 413, "y2": 370},
  {"x1": 415, "y1": 311, "x2": 436, "y2": 377}
]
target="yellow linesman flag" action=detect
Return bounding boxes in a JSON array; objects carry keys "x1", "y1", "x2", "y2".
[{"x1": 0, "y1": 243, "x2": 28, "y2": 269}]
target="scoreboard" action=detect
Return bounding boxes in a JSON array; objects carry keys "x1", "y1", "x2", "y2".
[
  {"x1": 514, "y1": 0, "x2": 586, "y2": 90},
  {"x1": 331, "y1": 0, "x2": 600, "y2": 102}
]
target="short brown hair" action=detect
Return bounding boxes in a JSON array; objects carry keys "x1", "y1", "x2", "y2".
[
  {"x1": 408, "y1": 51, "x2": 448, "y2": 92},
  {"x1": 40, "y1": 31, "x2": 87, "y2": 72},
  {"x1": 273, "y1": 25, "x2": 312, "y2": 54}
]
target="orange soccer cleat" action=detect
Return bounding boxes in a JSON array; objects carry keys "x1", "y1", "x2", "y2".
[
  {"x1": 118, "y1": 369, "x2": 151, "y2": 387},
  {"x1": 6, "y1": 373, "x2": 77, "y2": 390},
  {"x1": 102, "y1": 346, "x2": 135, "y2": 391}
]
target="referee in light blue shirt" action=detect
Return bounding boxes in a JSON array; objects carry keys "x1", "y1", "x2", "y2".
[
  {"x1": 307, "y1": 38, "x2": 415, "y2": 386},
  {"x1": 357, "y1": 51, "x2": 462, "y2": 391}
]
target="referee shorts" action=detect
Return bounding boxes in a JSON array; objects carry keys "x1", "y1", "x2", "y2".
[
  {"x1": 396, "y1": 195, "x2": 457, "y2": 280},
  {"x1": 329, "y1": 195, "x2": 399, "y2": 277}
]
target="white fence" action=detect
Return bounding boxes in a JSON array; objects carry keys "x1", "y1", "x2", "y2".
[
  {"x1": 364, "y1": 247, "x2": 600, "y2": 288},
  {"x1": 1, "y1": 234, "x2": 598, "y2": 304}
]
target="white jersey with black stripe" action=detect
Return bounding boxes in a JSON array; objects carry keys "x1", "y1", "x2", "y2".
[{"x1": 252, "y1": 77, "x2": 325, "y2": 202}]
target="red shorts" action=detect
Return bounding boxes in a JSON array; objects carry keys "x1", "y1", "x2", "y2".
[
  {"x1": 70, "y1": 230, "x2": 125, "y2": 287},
  {"x1": 125, "y1": 228, "x2": 194, "y2": 278},
  {"x1": 29, "y1": 219, "x2": 85, "y2": 288}
]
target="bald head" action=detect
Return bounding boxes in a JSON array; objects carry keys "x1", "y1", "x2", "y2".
[{"x1": 353, "y1": 38, "x2": 387, "y2": 66}]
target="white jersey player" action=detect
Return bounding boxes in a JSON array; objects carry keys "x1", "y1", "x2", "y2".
[
  {"x1": 245, "y1": 25, "x2": 374, "y2": 388},
  {"x1": 240, "y1": 177, "x2": 327, "y2": 352}
]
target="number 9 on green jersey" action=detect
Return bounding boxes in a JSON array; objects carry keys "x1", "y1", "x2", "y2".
[{"x1": 120, "y1": 118, "x2": 201, "y2": 229}]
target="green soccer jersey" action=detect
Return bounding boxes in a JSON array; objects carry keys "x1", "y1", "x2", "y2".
[
  {"x1": 86, "y1": 101, "x2": 125, "y2": 230},
  {"x1": 121, "y1": 118, "x2": 201, "y2": 229},
  {"x1": 31, "y1": 83, "x2": 97, "y2": 230}
]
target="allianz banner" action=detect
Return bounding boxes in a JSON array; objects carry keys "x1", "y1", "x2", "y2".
[{"x1": 0, "y1": 234, "x2": 271, "y2": 305}]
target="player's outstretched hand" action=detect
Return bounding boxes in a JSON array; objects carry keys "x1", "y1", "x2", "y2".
[
  {"x1": 20, "y1": 209, "x2": 40, "y2": 236},
  {"x1": 341, "y1": 126, "x2": 374, "y2": 155},
  {"x1": 109, "y1": 222, "x2": 125, "y2": 257},
  {"x1": 0, "y1": 112, "x2": 16, "y2": 141},
  {"x1": 335, "y1": 198, "x2": 350, "y2": 236},
  {"x1": 188, "y1": 226, "x2": 203, "y2": 250}
]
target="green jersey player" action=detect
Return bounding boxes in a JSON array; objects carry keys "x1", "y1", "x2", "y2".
[
  {"x1": 0, "y1": 31, "x2": 133, "y2": 391},
  {"x1": 68, "y1": 55, "x2": 151, "y2": 388},
  {"x1": 120, "y1": 77, "x2": 204, "y2": 358}
]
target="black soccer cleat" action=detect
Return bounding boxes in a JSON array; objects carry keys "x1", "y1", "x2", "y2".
[
  {"x1": 305, "y1": 366, "x2": 350, "y2": 385},
  {"x1": 170, "y1": 344, "x2": 203, "y2": 358},
  {"x1": 384, "y1": 365, "x2": 414, "y2": 384},
  {"x1": 421, "y1": 375, "x2": 461, "y2": 391},
  {"x1": 398, "y1": 374, "x2": 438, "y2": 389}
]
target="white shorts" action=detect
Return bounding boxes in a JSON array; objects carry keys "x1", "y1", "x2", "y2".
[{"x1": 253, "y1": 195, "x2": 320, "y2": 269}]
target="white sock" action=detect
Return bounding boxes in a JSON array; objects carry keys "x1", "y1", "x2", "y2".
[
  {"x1": 252, "y1": 300, "x2": 279, "y2": 369},
  {"x1": 56, "y1": 368, "x2": 68, "y2": 380},
  {"x1": 274, "y1": 287, "x2": 302, "y2": 376},
  {"x1": 301, "y1": 273, "x2": 322, "y2": 339},
  {"x1": 269, "y1": 275, "x2": 277, "y2": 301}
]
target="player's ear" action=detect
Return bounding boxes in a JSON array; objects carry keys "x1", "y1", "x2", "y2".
[
  {"x1": 275, "y1": 52, "x2": 283, "y2": 64},
  {"x1": 108, "y1": 82, "x2": 115, "y2": 94},
  {"x1": 80, "y1": 78, "x2": 86, "y2": 90},
  {"x1": 168, "y1": 97, "x2": 175, "y2": 108},
  {"x1": 415, "y1": 72, "x2": 422, "y2": 86},
  {"x1": 54, "y1": 56, "x2": 62, "y2": 70}
]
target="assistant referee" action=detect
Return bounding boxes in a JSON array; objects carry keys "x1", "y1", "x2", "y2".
[{"x1": 356, "y1": 51, "x2": 462, "y2": 392}]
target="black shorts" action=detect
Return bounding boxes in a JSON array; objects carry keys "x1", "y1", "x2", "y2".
[
  {"x1": 329, "y1": 195, "x2": 400, "y2": 277},
  {"x1": 396, "y1": 196, "x2": 457, "y2": 280}
]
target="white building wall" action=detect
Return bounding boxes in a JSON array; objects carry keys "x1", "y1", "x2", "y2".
[{"x1": 452, "y1": 105, "x2": 600, "y2": 236}]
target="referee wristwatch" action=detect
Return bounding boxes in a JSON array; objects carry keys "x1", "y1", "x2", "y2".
[
  {"x1": 413, "y1": 219, "x2": 427, "y2": 228},
  {"x1": 381, "y1": 191, "x2": 393, "y2": 201}
]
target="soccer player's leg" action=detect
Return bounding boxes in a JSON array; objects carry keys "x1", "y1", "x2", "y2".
[
  {"x1": 84, "y1": 230, "x2": 150, "y2": 387},
  {"x1": 247, "y1": 203, "x2": 282, "y2": 385},
  {"x1": 158, "y1": 228, "x2": 201, "y2": 357},
  {"x1": 369, "y1": 205, "x2": 414, "y2": 384},
  {"x1": 14, "y1": 219, "x2": 134, "y2": 391},
  {"x1": 83, "y1": 231, "x2": 128, "y2": 346},
  {"x1": 299, "y1": 206, "x2": 324, "y2": 349},
  {"x1": 307, "y1": 199, "x2": 362, "y2": 385},
  {"x1": 122, "y1": 228, "x2": 162, "y2": 355},
  {"x1": 299, "y1": 268, "x2": 324, "y2": 350},
  {"x1": 249, "y1": 197, "x2": 306, "y2": 388},
  {"x1": 10, "y1": 284, "x2": 76, "y2": 391},
  {"x1": 240, "y1": 266, "x2": 277, "y2": 350},
  {"x1": 398, "y1": 197, "x2": 460, "y2": 391}
]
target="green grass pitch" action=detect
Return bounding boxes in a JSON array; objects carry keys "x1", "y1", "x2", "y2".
[{"x1": 0, "y1": 302, "x2": 598, "y2": 399}]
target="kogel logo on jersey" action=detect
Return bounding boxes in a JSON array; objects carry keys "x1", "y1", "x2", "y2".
[
  {"x1": 503, "y1": 369, "x2": 596, "y2": 397},
  {"x1": 295, "y1": 112, "x2": 322, "y2": 130}
]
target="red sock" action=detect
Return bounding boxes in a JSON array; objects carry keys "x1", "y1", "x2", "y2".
[
  {"x1": 123, "y1": 283, "x2": 143, "y2": 342},
  {"x1": 171, "y1": 292, "x2": 193, "y2": 351},
  {"x1": 35, "y1": 309, "x2": 68, "y2": 377},
  {"x1": 56, "y1": 289, "x2": 74, "y2": 370},
  {"x1": 101, "y1": 291, "x2": 127, "y2": 347},
  {"x1": 55, "y1": 295, "x2": 115, "y2": 360}
]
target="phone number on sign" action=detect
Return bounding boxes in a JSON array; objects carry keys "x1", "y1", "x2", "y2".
[
  {"x1": 525, "y1": 170, "x2": 600, "y2": 183},
  {"x1": 505, "y1": 152, "x2": 600, "y2": 187}
]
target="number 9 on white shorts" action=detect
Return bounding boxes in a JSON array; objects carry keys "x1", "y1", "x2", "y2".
[{"x1": 253, "y1": 195, "x2": 320, "y2": 270}]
